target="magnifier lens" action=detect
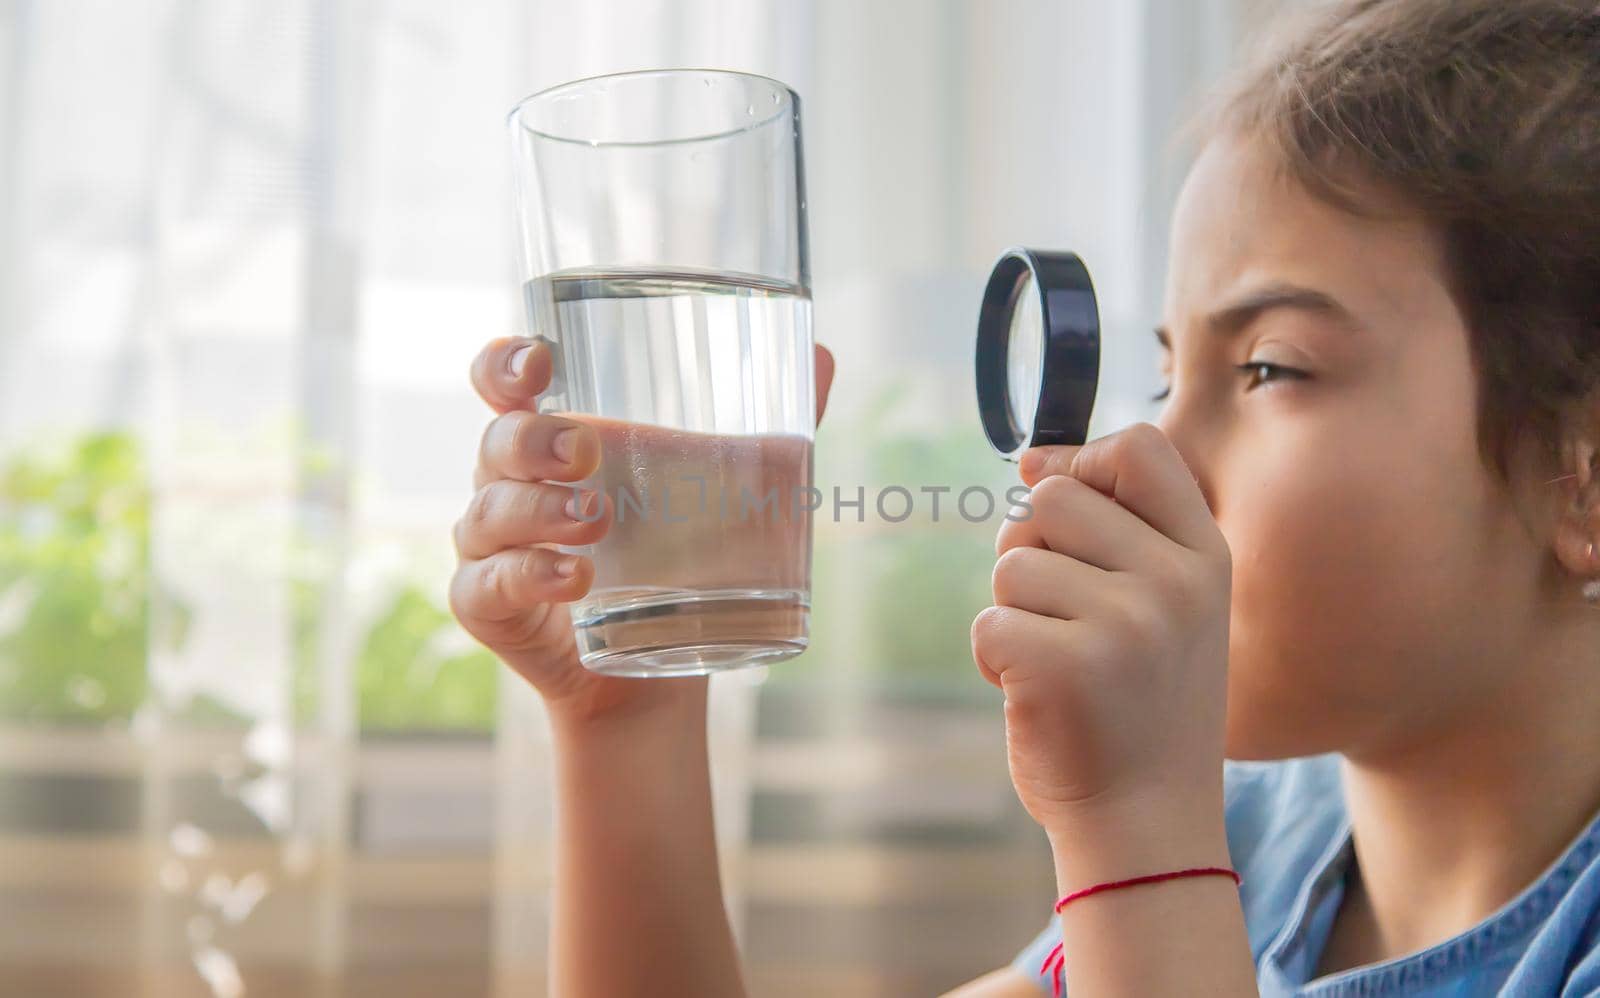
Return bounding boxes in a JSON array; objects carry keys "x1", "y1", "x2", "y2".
[
  {"x1": 1005, "y1": 272, "x2": 1044, "y2": 438},
  {"x1": 975, "y1": 247, "x2": 1100, "y2": 460}
]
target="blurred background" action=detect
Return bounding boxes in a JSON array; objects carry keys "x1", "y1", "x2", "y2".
[{"x1": 0, "y1": 0, "x2": 1297, "y2": 994}]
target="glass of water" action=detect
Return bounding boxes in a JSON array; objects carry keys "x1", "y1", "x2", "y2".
[{"x1": 506, "y1": 69, "x2": 815, "y2": 678}]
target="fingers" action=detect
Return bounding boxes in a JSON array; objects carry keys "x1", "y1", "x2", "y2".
[
  {"x1": 991, "y1": 544, "x2": 1117, "y2": 621},
  {"x1": 996, "y1": 472, "x2": 1165, "y2": 573},
  {"x1": 454, "y1": 480, "x2": 610, "y2": 560},
  {"x1": 476, "y1": 410, "x2": 601, "y2": 487},
  {"x1": 471, "y1": 337, "x2": 555, "y2": 415},
  {"x1": 814, "y1": 342, "x2": 835, "y2": 425},
  {"x1": 1018, "y1": 443, "x2": 1078, "y2": 489},
  {"x1": 970, "y1": 604, "x2": 1088, "y2": 689},
  {"x1": 1020, "y1": 423, "x2": 1219, "y2": 556},
  {"x1": 449, "y1": 546, "x2": 594, "y2": 627}
]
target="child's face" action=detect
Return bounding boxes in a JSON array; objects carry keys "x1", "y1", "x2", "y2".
[{"x1": 1158, "y1": 133, "x2": 1547, "y2": 760}]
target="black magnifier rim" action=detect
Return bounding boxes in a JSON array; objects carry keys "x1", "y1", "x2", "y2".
[{"x1": 975, "y1": 247, "x2": 1101, "y2": 459}]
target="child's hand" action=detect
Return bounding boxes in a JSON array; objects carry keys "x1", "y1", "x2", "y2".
[
  {"x1": 449, "y1": 336, "x2": 835, "y2": 725},
  {"x1": 973, "y1": 422, "x2": 1232, "y2": 842}
]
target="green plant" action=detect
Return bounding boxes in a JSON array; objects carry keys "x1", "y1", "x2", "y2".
[
  {"x1": 354, "y1": 583, "x2": 498, "y2": 733},
  {"x1": 0, "y1": 430, "x2": 496, "y2": 732},
  {"x1": 0, "y1": 431, "x2": 153, "y2": 722},
  {"x1": 0, "y1": 393, "x2": 1002, "y2": 729}
]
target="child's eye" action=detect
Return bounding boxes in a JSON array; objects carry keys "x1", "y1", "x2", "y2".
[
  {"x1": 1235, "y1": 361, "x2": 1308, "y2": 390},
  {"x1": 1150, "y1": 361, "x2": 1306, "y2": 403}
]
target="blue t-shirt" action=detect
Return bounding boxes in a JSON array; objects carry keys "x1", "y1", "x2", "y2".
[{"x1": 1010, "y1": 753, "x2": 1600, "y2": 995}]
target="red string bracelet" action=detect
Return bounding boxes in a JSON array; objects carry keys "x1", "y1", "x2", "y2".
[{"x1": 1038, "y1": 866, "x2": 1241, "y2": 998}]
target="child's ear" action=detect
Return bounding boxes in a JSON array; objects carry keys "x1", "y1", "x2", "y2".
[
  {"x1": 1571, "y1": 436, "x2": 1597, "y2": 501},
  {"x1": 1551, "y1": 433, "x2": 1600, "y2": 581}
]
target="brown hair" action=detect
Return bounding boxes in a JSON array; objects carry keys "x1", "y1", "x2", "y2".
[{"x1": 1187, "y1": 0, "x2": 1600, "y2": 487}]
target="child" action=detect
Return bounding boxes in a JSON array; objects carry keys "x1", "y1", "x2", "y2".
[{"x1": 451, "y1": 0, "x2": 1600, "y2": 993}]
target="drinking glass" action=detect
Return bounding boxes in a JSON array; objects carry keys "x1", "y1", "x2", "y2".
[{"x1": 506, "y1": 69, "x2": 815, "y2": 677}]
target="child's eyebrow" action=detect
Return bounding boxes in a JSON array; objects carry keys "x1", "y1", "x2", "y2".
[{"x1": 1155, "y1": 282, "x2": 1363, "y2": 350}]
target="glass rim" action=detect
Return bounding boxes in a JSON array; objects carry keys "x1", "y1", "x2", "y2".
[{"x1": 506, "y1": 67, "x2": 799, "y2": 148}]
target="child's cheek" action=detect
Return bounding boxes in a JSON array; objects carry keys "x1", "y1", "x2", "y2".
[{"x1": 1215, "y1": 434, "x2": 1483, "y2": 757}]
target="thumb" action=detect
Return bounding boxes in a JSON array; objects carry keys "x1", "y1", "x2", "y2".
[{"x1": 1017, "y1": 444, "x2": 1083, "y2": 488}]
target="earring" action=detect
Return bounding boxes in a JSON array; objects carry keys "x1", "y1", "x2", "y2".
[{"x1": 1585, "y1": 541, "x2": 1600, "y2": 603}]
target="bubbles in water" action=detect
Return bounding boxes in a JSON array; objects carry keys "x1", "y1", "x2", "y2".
[
  {"x1": 623, "y1": 423, "x2": 649, "y2": 482},
  {"x1": 771, "y1": 92, "x2": 780, "y2": 104},
  {"x1": 745, "y1": 104, "x2": 754, "y2": 116},
  {"x1": 703, "y1": 76, "x2": 713, "y2": 87}
]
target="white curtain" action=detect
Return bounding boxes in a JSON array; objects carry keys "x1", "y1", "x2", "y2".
[{"x1": 0, "y1": 2, "x2": 1288, "y2": 995}]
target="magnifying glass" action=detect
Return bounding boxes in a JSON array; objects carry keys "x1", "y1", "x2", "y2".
[{"x1": 975, "y1": 247, "x2": 1102, "y2": 461}]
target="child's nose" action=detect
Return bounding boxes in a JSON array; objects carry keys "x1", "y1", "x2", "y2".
[{"x1": 1154, "y1": 412, "x2": 1217, "y2": 518}]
